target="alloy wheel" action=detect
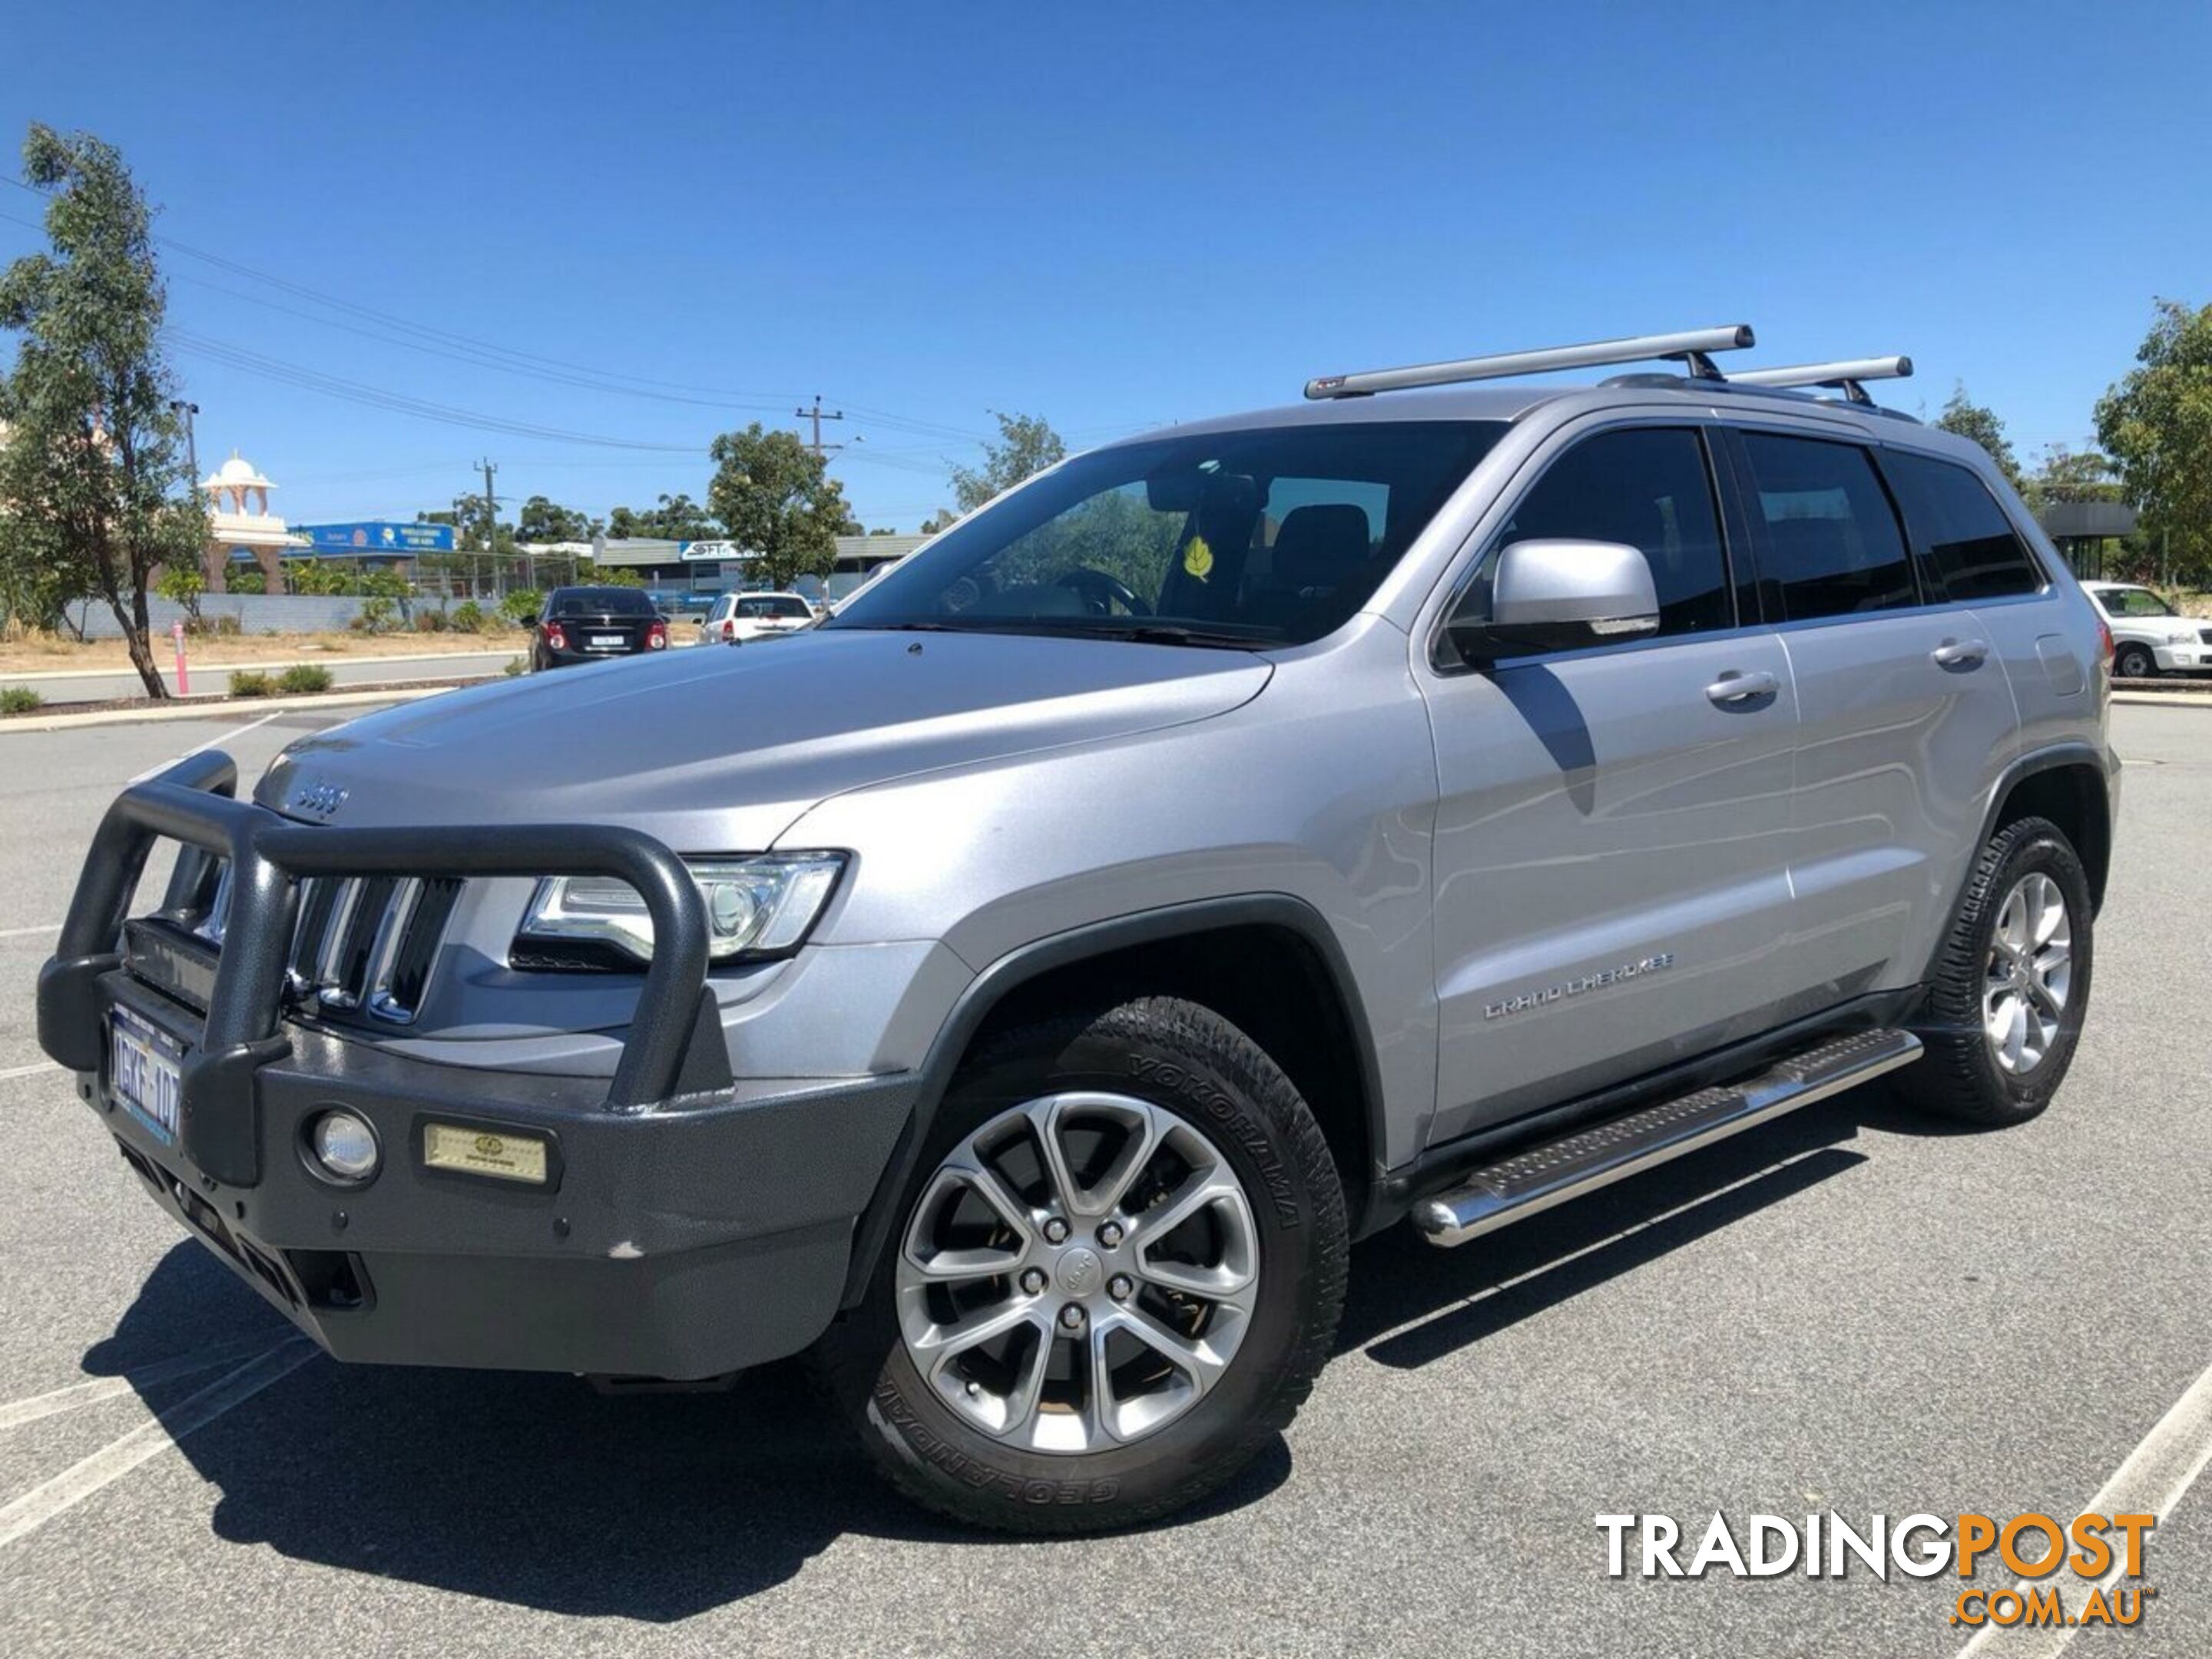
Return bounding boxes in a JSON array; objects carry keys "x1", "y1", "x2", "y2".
[
  {"x1": 1983, "y1": 871, "x2": 2072, "y2": 1075},
  {"x1": 895, "y1": 1091, "x2": 1261, "y2": 1454}
]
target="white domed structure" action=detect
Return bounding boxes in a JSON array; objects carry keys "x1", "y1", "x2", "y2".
[
  {"x1": 204, "y1": 450, "x2": 275, "y2": 515},
  {"x1": 197, "y1": 448, "x2": 306, "y2": 592}
]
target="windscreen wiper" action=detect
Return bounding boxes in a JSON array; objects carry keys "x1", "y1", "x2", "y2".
[{"x1": 1064, "y1": 622, "x2": 1273, "y2": 650}]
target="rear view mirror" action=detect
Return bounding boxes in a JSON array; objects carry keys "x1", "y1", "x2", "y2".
[
  {"x1": 1146, "y1": 468, "x2": 1257, "y2": 517},
  {"x1": 1449, "y1": 539, "x2": 1660, "y2": 664},
  {"x1": 1146, "y1": 470, "x2": 1202, "y2": 513}
]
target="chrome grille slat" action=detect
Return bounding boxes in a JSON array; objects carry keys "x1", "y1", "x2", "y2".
[
  {"x1": 363, "y1": 878, "x2": 426, "y2": 1022},
  {"x1": 169, "y1": 865, "x2": 457, "y2": 1025},
  {"x1": 313, "y1": 878, "x2": 369, "y2": 1005}
]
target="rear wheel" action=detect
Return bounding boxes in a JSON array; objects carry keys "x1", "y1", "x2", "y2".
[
  {"x1": 1902, "y1": 816, "x2": 2094, "y2": 1126},
  {"x1": 817, "y1": 996, "x2": 1347, "y2": 1533}
]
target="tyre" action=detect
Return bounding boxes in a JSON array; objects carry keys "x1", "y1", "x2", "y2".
[
  {"x1": 816, "y1": 995, "x2": 1349, "y2": 1534},
  {"x1": 1902, "y1": 816, "x2": 2094, "y2": 1126},
  {"x1": 2113, "y1": 642, "x2": 2156, "y2": 680}
]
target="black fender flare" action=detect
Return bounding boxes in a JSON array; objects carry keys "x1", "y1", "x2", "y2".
[
  {"x1": 1919, "y1": 740, "x2": 2116, "y2": 988},
  {"x1": 837, "y1": 893, "x2": 1386, "y2": 1307}
]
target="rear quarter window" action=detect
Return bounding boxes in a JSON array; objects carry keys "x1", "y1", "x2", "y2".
[{"x1": 1880, "y1": 450, "x2": 2045, "y2": 601}]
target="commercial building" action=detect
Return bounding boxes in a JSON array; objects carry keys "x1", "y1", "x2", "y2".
[{"x1": 587, "y1": 532, "x2": 927, "y2": 610}]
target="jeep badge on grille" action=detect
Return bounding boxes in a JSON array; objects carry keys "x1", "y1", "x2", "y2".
[{"x1": 288, "y1": 780, "x2": 348, "y2": 820}]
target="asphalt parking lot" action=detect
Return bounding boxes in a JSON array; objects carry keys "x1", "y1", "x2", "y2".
[{"x1": 1, "y1": 702, "x2": 2207, "y2": 1658}]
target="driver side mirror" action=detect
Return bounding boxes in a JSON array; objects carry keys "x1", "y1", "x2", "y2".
[{"x1": 1448, "y1": 539, "x2": 1660, "y2": 665}]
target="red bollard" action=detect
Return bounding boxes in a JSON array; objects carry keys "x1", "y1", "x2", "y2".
[{"x1": 171, "y1": 620, "x2": 190, "y2": 697}]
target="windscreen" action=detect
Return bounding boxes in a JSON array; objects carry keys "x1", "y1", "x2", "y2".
[{"x1": 826, "y1": 422, "x2": 1505, "y2": 647}]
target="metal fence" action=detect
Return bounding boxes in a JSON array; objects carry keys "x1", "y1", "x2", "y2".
[{"x1": 64, "y1": 594, "x2": 369, "y2": 639}]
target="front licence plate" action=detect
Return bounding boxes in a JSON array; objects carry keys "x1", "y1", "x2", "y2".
[
  {"x1": 110, "y1": 1005, "x2": 184, "y2": 1145},
  {"x1": 588, "y1": 633, "x2": 624, "y2": 648}
]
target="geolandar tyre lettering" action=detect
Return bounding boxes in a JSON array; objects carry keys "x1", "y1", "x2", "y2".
[{"x1": 1901, "y1": 815, "x2": 2095, "y2": 1128}]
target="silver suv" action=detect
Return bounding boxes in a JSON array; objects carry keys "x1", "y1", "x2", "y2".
[{"x1": 40, "y1": 326, "x2": 2118, "y2": 1534}]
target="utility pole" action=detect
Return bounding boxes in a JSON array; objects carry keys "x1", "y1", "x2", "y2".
[
  {"x1": 478, "y1": 458, "x2": 499, "y2": 602},
  {"x1": 170, "y1": 400, "x2": 208, "y2": 591},
  {"x1": 795, "y1": 396, "x2": 846, "y2": 460}
]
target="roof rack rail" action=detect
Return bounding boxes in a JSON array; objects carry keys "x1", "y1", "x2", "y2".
[
  {"x1": 1726, "y1": 356, "x2": 1912, "y2": 407},
  {"x1": 1303, "y1": 325, "x2": 1756, "y2": 401}
]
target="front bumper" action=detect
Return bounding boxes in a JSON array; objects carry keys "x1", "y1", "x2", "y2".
[
  {"x1": 40, "y1": 751, "x2": 912, "y2": 1378},
  {"x1": 2153, "y1": 641, "x2": 2212, "y2": 672}
]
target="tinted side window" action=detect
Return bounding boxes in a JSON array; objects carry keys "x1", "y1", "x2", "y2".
[
  {"x1": 1740, "y1": 434, "x2": 1916, "y2": 621},
  {"x1": 1883, "y1": 451, "x2": 2045, "y2": 601},
  {"x1": 1483, "y1": 427, "x2": 1732, "y2": 636}
]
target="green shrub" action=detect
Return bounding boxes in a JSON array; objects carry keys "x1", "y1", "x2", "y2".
[
  {"x1": 503, "y1": 656, "x2": 525, "y2": 677},
  {"x1": 276, "y1": 664, "x2": 334, "y2": 694},
  {"x1": 499, "y1": 589, "x2": 544, "y2": 627},
  {"x1": 349, "y1": 596, "x2": 399, "y2": 634},
  {"x1": 0, "y1": 686, "x2": 43, "y2": 715},
  {"x1": 229, "y1": 670, "x2": 274, "y2": 697},
  {"x1": 414, "y1": 608, "x2": 449, "y2": 633},
  {"x1": 451, "y1": 600, "x2": 488, "y2": 634}
]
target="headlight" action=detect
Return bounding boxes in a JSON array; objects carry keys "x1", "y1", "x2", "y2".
[{"x1": 515, "y1": 853, "x2": 845, "y2": 969}]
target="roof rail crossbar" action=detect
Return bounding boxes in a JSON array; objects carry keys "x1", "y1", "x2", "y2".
[
  {"x1": 1303, "y1": 325, "x2": 1756, "y2": 401},
  {"x1": 1726, "y1": 356, "x2": 1912, "y2": 407}
]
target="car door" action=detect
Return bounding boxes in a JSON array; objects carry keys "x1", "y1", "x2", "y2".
[
  {"x1": 1722, "y1": 426, "x2": 2020, "y2": 1002},
  {"x1": 1421, "y1": 419, "x2": 1806, "y2": 1147}
]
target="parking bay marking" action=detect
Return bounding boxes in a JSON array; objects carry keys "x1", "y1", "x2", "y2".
[
  {"x1": 1957, "y1": 1353, "x2": 2212, "y2": 1657},
  {"x1": 124, "y1": 710, "x2": 283, "y2": 785},
  {"x1": 0, "y1": 1337, "x2": 316, "y2": 1551},
  {"x1": 0, "y1": 1333, "x2": 291, "y2": 1433},
  {"x1": 0, "y1": 1061, "x2": 61, "y2": 1082}
]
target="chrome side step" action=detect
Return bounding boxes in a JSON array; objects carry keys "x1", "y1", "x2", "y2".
[{"x1": 1412, "y1": 1028, "x2": 1922, "y2": 1248}]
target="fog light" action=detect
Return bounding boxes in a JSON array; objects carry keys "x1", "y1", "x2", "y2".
[{"x1": 309, "y1": 1110, "x2": 380, "y2": 1183}]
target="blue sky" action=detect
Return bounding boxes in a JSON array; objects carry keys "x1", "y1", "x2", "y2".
[{"x1": 5, "y1": 2, "x2": 2206, "y2": 532}]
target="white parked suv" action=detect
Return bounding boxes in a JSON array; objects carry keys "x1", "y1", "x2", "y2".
[
  {"x1": 2083, "y1": 581, "x2": 2212, "y2": 677},
  {"x1": 700, "y1": 590, "x2": 817, "y2": 644}
]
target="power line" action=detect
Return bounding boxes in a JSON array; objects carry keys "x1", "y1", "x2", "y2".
[
  {"x1": 165, "y1": 267, "x2": 798, "y2": 414},
  {"x1": 167, "y1": 329, "x2": 700, "y2": 452}
]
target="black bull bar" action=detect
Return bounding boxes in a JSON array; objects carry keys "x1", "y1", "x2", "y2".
[{"x1": 36, "y1": 750, "x2": 712, "y2": 1185}]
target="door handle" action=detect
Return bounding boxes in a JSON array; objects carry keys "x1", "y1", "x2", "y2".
[
  {"x1": 1704, "y1": 670, "x2": 1779, "y2": 705},
  {"x1": 1932, "y1": 637, "x2": 1989, "y2": 668}
]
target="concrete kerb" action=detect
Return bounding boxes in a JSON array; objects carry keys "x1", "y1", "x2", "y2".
[{"x1": 0, "y1": 682, "x2": 475, "y2": 735}]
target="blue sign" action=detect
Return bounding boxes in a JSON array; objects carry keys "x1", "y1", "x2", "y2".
[{"x1": 293, "y1": 521, "x2": 458, "y2": 555}]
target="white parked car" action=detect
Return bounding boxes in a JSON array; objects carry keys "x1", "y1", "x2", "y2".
[
  {"x1": 2082, "y1": 581, "x2": 2212, "y2": 678},
  {"x1": 698, "y1": 591, "x2": 816, "y2": 645}
]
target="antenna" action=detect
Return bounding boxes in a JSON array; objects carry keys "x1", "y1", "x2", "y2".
[
  {"x1": 1304, "y1": 325, "x2": 1756, "y2": 400},
  {"x1": 1727, "y1": 356, "x2": 1912, "y2": 406}
]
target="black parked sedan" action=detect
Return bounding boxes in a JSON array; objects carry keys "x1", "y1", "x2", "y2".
[{"x1": 529, "y1": 586, "x2": 671, "y2": 671}]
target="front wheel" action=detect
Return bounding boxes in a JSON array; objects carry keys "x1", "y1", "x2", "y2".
[
  {"x1": 1902, "y1": 816, "x2": 2094, "y2": 1126},
  {"x1": 2113, "y1": 642, "x2": 2157, "y2": 680},
  {"x1": 816, "y1": 996, "x2": 1348, "y2": 1533}
]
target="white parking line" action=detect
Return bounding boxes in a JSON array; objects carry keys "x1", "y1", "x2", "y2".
[
  {"x1": 1958, "y1": 1355, "x2": 2212, "y2": 1656},
  {"x1": 0, "y1": 1061, "x2": 61, "y2": 1082},
  {"x1": 0, "y1": 923, "x2": 58, "y2": 939},
  {"x1": 125, "y1": 710, "x2": 282, "y2": 785},
  {"x1": 0, "y1": 1337, "x2": 316, "y2": 1551},
  {"x1": 0, "y1": 1334, "x2": 291, "y2": 1433}
]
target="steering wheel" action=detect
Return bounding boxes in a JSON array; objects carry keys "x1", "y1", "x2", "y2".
[{"x1": 1056, "y1": 568, "x2": 1152, "y2": 617}]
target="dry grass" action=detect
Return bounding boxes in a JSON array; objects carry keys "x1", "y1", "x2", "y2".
[{"x1": 0, "y1": 629, "x2": 520, "y2": 677}]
